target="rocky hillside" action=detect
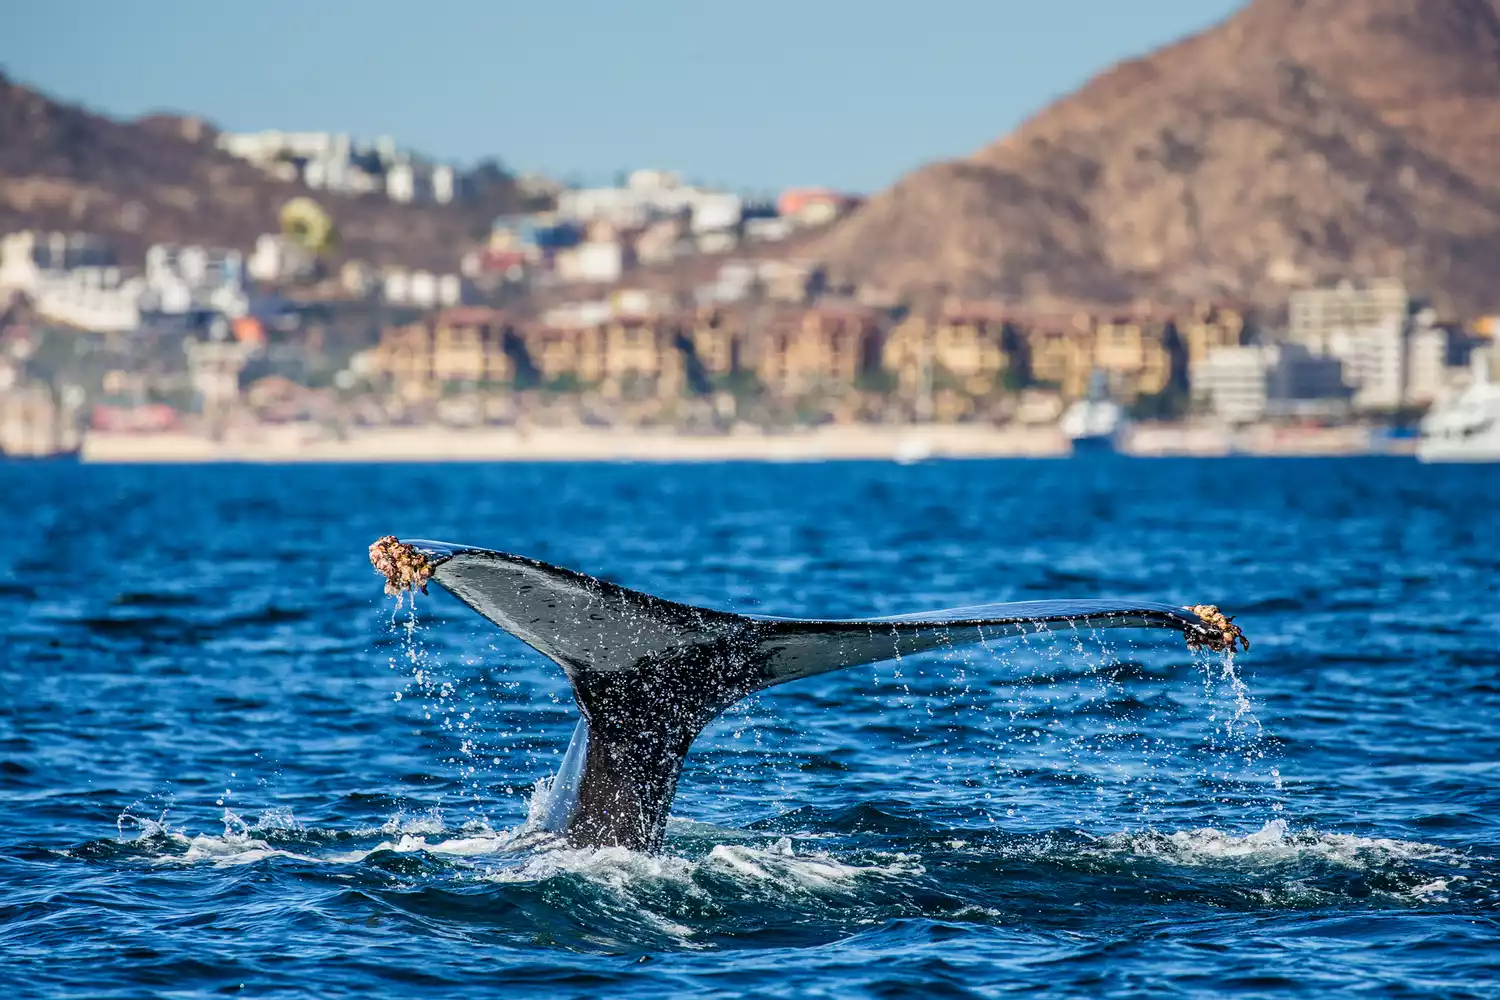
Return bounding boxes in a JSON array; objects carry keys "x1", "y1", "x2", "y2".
[
  {"x1": 0, "y1": 71, "x2": 524, "y2": 271},
  {"x1": 811, "y1": 0, "x2": 1500, "y2": 316}
]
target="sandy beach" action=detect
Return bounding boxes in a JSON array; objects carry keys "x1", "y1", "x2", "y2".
[
  {"x1": 74, "y1": 421, "x2": 1411, "y2": 463},
  {"x1": 79, "y1": 423, "x2": 1074, "y2": 463}
]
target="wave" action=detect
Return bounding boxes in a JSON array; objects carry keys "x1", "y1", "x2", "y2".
[
  {"x1": 73, "y1": 803, "x2": 1495, "y2": 957},
  {"x1": 104, "y1": 806, "x2": 1485, "y2": 886},
  {"x1": 1089, "y1": 818, "x2": 1478, "y2": 868}
]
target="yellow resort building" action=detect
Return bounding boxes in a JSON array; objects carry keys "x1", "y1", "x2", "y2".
[{"x1": 372, "y1": 307, "x2": 518, "y2": 400}]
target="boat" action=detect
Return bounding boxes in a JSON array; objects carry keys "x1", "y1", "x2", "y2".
[
  {"x1": 893, "y1": 435, "x2": 933, "y2": 465},
  {"x1": 1060, "y1": 371, "x2": 1127, "y2": 454},
  {"x1": 1417, "y1": 352, "x2": 1500, "y2": 463}
]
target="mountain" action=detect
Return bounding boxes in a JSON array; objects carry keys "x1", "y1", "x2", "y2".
[
  {"x1": 810, "y1": 0, "x2": 1500, "y2": 316},
  {"x1": 0, "y1": 71, "x2": 525, "y2": 272}
]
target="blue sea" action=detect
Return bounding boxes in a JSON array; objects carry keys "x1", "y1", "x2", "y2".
[{"x1": 3, "y1": 458, "x2": 1498, "y2": 998}]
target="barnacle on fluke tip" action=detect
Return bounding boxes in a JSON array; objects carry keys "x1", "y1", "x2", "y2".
[
  {"x1": 1183, "y1": 604, "x2": 1250, "y2": 653},
  {"x1": 369, "y1": 535, "x2": 434, "y2": 596}
]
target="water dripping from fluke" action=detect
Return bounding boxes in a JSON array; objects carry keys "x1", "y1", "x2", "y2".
[{"x1": 366, "y1": 536, "x2": 1255, "y2": 853}]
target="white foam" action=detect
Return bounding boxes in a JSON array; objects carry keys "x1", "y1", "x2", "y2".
[
  {"x1": 1093, "y1": 819, "x2": 1475, "y2": 868},
  {"x1": 704, "y1": 838, "x2": 923, "y2": 887},
  {"x1": 122, "y1": 809, "x2": 324, "y2": 867},
  {"x1": 351, "y1": 807, "x2": 448, "y2": 838}
]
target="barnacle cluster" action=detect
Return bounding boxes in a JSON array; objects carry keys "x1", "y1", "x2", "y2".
[
  {"x1": 1183, "y1": 604, "x2": 1250, "y2": 654},
  {"x1": 369, "y1": 535, "x2": 434, "y2": 596}
]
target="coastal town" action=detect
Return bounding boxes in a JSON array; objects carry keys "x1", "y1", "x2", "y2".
[{"x1": 2, "y1": 126, "x2": 1497, "y2": 462}]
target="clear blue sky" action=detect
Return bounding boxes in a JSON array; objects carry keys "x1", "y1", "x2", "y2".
[{"x1": 3, "y1": 1, "x2": 1243, "y2": 193}]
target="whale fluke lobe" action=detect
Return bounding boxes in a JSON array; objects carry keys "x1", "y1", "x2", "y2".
[{"x1": 370, "y1": 537, "x2": 1249, "y2": 852}]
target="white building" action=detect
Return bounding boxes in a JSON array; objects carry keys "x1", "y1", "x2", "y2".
[
  {"x1": 1406, "y1": 310, "x2": 1450, "y2": 406},
  {"x1": 144, "y1": 244, "x2": 251, "y2": 318},
  {"x1": 1288, "y1": 278, "x2": 1409, "y2": 350},
  {"x1": 382, "y1": 268, "x2": 470, "y2": 307},
  {"x1": 1193, "y1": 343, "x2": 1350, "y2": 423},
  {"x1": 1323, "y1": 317, "x2": 1405, "y2": 410},
  {"x1": 556, "y1": 169, "x2": 744, "y2": 234},
  {"x1": 0, "y1": 232, "x2": 259, "y2": 331},
  {"x1": 1193, "y1": 345, "x2": 1271, "y2": 423},
  {"x1": 217, "y1": 130, "x2": 463, "y2": 204},
  {"x1": 0, "y1": 231, "x2": 115, "y2": 295},
  {"x1": 555, "y1": 241, "x2": 627, "y2": 284},
  {"x1": 387, "y1": 160, "x2": 459, "y2": 205},
  {"x1": 1287, "y1": 279, "x2": 1459, "y2": 410},
  {"x1": 690, "y1": 192, "x2": 744, "y2": 234},
  {"x1": 304, "y1": 137, "x2": 383, "y2": 196},
  {"x1": 218, "y1": 130, "x2": 352, "y2": 165},
  {"x1": 247, "y1": 234, "x2": 316, "y2": 285},
  {"x1": 29, "y1": 268, "x2": 146, "y2": 332}
]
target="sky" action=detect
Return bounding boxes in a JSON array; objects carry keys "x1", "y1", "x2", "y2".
[{"x1": 2, "y1": 1, "x2": 1244, "y2": 194}]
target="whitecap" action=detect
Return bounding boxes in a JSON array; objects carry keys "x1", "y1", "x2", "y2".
[{"x1": 1092, "y1": 818, "x2": 1476, "y2": 868}]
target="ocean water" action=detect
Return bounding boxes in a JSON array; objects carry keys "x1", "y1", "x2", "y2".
[{"x1": 2, "y1": 457, "x2": 1498, "y2": 999}]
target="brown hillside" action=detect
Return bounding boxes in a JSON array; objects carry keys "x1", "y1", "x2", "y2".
[
  {"x1": 812, "y1": 0, "x2": 1500, "y2": 316},
  {"x1": 0, "y1": 71, "x2": 523, "y2": 272}
]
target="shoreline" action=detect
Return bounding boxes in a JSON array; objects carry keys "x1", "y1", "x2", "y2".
[
  {"x1": 70, "y1": 423, "x2": 1416, "y2": 463},
  {"x1": 78, "y1": 424, "x2": 1070, "y2": 463}
]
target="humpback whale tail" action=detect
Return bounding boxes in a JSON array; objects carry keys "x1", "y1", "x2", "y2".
[{"x1": 370, "y1": 536, "x2": 1247, "y2": 852}]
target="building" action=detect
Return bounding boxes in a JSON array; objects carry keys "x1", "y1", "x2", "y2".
[
  {"x1": 0, "y1": 231, "x2": 115, "y2": 294},
  {"x1": 685, "y1": 309, "x2": 741, "y2": 380},
  {"x1": 1178, "y1": 303, "x2": 1247, "y2": 374},
  {"x1": 1405, "y1": 310, "x2": 1451, "y2": 406},
  {"x1": 883, "y1": 303, "x2": 1012, "y2": 415},
  {"x1": 491, "y1": 215, "x2": 584, "y2": 258},
  {"x1": 1019, "y1": 313, "x2": 1094, "y2": 396},
  {"x1": 27, "y1": 267, "x2": 145, "y2": 332},
  {"x1": 371, "y1": 308, "x2": 518, "y2": 399},
  {"x1": 1283, "y1": 279, "x2": 1464, "y2": 410},
  {"x1": 1090, "y1": 314, "x2": 1173, "y2": 401},
  {"x1": 382, "y1": 269, "x2": 470, "y2": 309},
  {"x1": 776, "y1": 189, "x2": 864, "y2": 228},
  {"x1": 1194, "y1": 343, "x2": 1351, "y2": 423},
  {"x1": 752, "y1": 305, "x2": 880, "y2": 398},
  {"x1": 387, "y1": 160, "x2": 459, "y2": 205},
  {"x1": 1266, "y1": 344, "x2": 1350, "y2": 416},
  {"x1": 758, "y1": 260, "x2": 825, "y2": 304},
  {"x1": 555, "y1": 240, "x2": 628, "y2": 284},
  {"x1": 1193, "y1": 345, "x2": 1269, "y2": 423},
  {"x1": 690, "y1": 192, "x2": 744, "y2": 234},
  {"x1": 1288, "y1": 279, "x2": 1408, "y2": 351},
  {"x1": 247, "y1": 234, "x2": 316, "y2": 285},
  {"x1": 597, "y1": 316, "x2": 686, "y2": 399},
  {"x1": 634, "y1": 218, "x2": 687, "y2": 266},
  {"x1": 518, "y1": 320, "x2": 605, "y2": 385},
  {"x1": 500, "y1": 313, "x2": 689, "y2": 401},
  {"x1": 555, "y1": 169, "x2": 744, "y2": 236},
  {"x1": 5, "y1": 234, "x2": 256, "y2": 333},
  {"x1": 143, "y1": 243, "x2": 251, "y2": 317},
  {"x1": 216, "y1": 130, "x2": 465, "y2": 205}
]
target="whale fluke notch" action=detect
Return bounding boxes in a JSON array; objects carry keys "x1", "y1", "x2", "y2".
[{"x1": 370, "y1": 537, "x2": 1249, "y2": 852}]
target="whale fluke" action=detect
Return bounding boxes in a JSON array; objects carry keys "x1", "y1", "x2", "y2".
[{"x1": 369, "y1": 536, "x2": 1248, "y2": 852}]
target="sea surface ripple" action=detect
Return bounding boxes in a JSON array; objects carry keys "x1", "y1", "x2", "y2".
[{"x1": 2, "y1": 458, "x2": 1498, "y2": 998}]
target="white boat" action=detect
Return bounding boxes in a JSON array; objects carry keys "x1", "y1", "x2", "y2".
[
  {"x1": 1417, "y1": 352, "x2": 1500, "y2": 463},
  {"x1": 1061, "y1": 372, "x2": 1127, "y2": 453},
  {"x1": 893, "y1": 436, "x2": 933, "y2": 465}
]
